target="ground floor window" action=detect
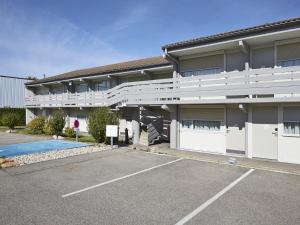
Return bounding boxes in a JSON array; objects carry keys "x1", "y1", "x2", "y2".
[
  {"x1": 182, "y1": 119, "x2": 221, "y2": 131},
  {"x1": 194, "y1": 120, "x2": 221, "y2": 131},
  {"x1": 182, "y1": 119, "x2": 193, "y2": 129},
  {"x1": 284, "y1": 121, "x2": 300, "y2": 135}
]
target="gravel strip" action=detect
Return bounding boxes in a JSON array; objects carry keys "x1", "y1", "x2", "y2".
[{"x1": 13, "y1": 145, "x2": 110, "y2": 166}]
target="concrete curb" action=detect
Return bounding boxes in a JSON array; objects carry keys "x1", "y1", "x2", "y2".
[{"x1": 146, "y1": 147, "x2": 300, "y2": 176}]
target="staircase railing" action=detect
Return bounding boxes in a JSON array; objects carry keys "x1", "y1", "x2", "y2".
[
  {"x1": 147, "y1": 117, "x2": 163, "y2": 145},
  {"x1": 140, "y1": 107, "x2": 164, "y2": 145}
]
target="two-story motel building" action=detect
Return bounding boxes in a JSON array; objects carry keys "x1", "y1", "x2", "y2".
[{"x1": 25, "y1": 17, "x2": 300, "y2": 164}]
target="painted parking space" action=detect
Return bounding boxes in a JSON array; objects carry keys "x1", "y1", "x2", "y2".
[
  {"x1": 0, "y1": 149, "x2": 299, "y2": 225},
  {"x1": 59, "y1": 157, "x2": 248, "y2": 225},
  {"x1": 185, "y1": 169, "x2": 300, "y2": 225}
]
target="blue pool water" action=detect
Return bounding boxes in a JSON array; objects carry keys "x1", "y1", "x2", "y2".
[{"x1": 0, "y1": 140, "x2": 90, "y2": 157}]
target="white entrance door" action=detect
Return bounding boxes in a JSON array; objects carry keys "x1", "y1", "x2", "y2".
[
  {"x1": 226, "y1": 107, "x2": 247, "y2": 154},
  {"x1": 252, "y1": 106, "x2": 278, "y2": 160}
]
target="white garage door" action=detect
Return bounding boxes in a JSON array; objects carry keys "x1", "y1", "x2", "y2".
[{"x1": 180, "y1": 107, "x2": 226, "y2": 154}]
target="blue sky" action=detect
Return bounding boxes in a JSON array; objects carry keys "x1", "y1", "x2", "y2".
[{"x1": 0, "y1": 0, "x2": 299, "y2": 78}]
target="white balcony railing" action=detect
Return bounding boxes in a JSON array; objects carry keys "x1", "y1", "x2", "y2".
[{"x1": 25, "y1": 66, "x2": 300, "y2": 108}]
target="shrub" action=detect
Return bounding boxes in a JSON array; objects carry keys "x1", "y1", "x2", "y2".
[
  {"x1": 88, "y1": 107, "x2": 119, "y2": 143},
  {"x1": 27, "y1": 116, "x2": 45, "y2": 134},
  {"x1": 0, "y1": 108, "x2": 25, "y2": 126},
  {"x1": 43, "y1": 123, "x2": 55, "y2": 135},
  {"x1": 65, "y1": 127, "x2": 76, "y2": 138},
  {"x1": 48, "y1": 110, "x2": 66, "y2": 138},
  {"x1": 1, "y1": 112, "x2": 20, "y2": 130}
]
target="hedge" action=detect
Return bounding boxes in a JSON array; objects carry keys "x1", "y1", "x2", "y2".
[{"x1": 0, "y1": 108, "x2": 25, "y2": 126}]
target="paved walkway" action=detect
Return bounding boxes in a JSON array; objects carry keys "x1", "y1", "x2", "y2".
[{"x1": 142, "y1": 144, "x2": 300, "y2": 175}]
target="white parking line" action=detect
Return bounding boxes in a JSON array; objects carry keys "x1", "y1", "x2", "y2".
[
  {"x1": 62, "y1": 158, "x2": 183, "y2": 198},
  {"x1": 174, "y1": 168, "x2": 255, "y2": 225}
]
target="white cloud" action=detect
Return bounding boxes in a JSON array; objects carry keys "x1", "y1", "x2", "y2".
[
  {"x1": 113, "y1": 6, "x2": 150, "y2": 31},
  {"x1": 0, "y1": 1, "x2": 132, "y2": 78}
]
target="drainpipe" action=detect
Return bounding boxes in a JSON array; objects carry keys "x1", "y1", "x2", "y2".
[
  {"x1": 163, "y1": 49, "x2": 180, "y2": 149},
  {"x1": 163, "y1": 49, "x2": 179, "y2": 78}
]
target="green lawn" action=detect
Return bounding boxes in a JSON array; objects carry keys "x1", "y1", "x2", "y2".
[
  {"x1": 0, "y1": 126, "x2": 26, "y2": 132},
  {"x1": 64, "y1": 135, "x2": 96, "y2": 143}
]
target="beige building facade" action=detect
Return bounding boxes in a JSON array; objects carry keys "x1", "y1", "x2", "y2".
[{"x1": 25, "y1": 17, "x2": 300, "y2": 164}]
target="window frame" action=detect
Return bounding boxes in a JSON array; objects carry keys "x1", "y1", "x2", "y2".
[
  {"x1": 181, "y1": 67, "x2": 222, "y2": 77},
  {"x1": 181, "y1": 119, "x2": 222, "y2": 132},
  {"x1": 278, "y1": 58, "x2": 300, "y2": 68},
  {"x1": 193, "y1": 119, "x2": 221, "y2": 132},
  {"x1": 283, "y1": 120, "x2": 300, "y2": 136},
  {"x1": 95, "y1": 80, "x2": 110, "y2": 92},
  {"x1": 181, "y1": 119, "x2": 193, "y2": 129}
]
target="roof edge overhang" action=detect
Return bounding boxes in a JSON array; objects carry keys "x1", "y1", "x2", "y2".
[
  {"x1": 0, "y1": 75, "x2": 33, "y2": 80},
  {"x1": 162, "y1": 17, "x2": 300, "y2": 53},
  {"x1": 26, "y1": 64, "x2": 172, "y2": 87},
  {"x1": 166, "y1": 27, "x2": 300, "y2": 57}
]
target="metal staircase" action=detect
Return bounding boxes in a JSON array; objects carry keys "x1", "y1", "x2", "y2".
[
  {"x1": 147, "y1": 117, "x2": 163, "y2": 145},
  {"x1": 140, "y1": 107, "x2": 164, "y2": 145}
]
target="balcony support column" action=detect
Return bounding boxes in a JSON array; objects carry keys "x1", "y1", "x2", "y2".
[
  {"x1": 26, "y1": 108, "x2": 35, "y2": 125},
  {"x1": 245, "y1": 105, "x2": 253, "y2": 158},
  {"x1": 64, "y1": 108, "x2": 70, "y2": 128},
  {"x1": 161, "y1": 104, "x2": 178, "y2": 149},
  {"x1": 170, "y1": 105, "x2": 179, "y2": 149},
  {"x1": 132, "y1": 107, "x2": 140, "y2": 145}
]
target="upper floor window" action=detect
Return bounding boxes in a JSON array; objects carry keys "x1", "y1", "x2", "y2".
[
  {"x1": 76, "y1": 84, "x2": 88, "y2": 93},
  {"x1": 95, "y1": 80, "x2": 110, "y2": 91},
  {"x1": 181, "y1": 68, "x2": 222, "y2": 77},
  {"x1": 278, "y1": 59, "x2": 300, "y2": 67}
]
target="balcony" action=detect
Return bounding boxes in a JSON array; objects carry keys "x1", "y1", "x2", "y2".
[{"x1": 25, "y1": 66, "x2": 300, "y2": 108}]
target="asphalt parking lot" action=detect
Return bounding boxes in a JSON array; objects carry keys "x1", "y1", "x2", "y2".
[{"x1": 0, "y1": 149, "x2": 299, "y2": 225}]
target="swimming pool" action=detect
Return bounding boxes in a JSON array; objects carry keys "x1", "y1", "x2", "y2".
[{"x1": 0, "y1": 140, "x2": 90, "y2": 157}]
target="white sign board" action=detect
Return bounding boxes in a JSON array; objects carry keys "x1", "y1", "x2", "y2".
[{"x1": 106, "y1": 125, "x2": 118, "y2": 137}]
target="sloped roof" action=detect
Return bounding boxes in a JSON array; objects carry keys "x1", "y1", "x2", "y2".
[
  {"x1": 162, "y1": 17, "x2": 300, "y2": 51},
  {"x1": 27, "y1": 56, "x2": 170, "y2": 85}
]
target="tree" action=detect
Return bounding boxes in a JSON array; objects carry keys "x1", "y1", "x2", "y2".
[
  {"x1": 49, "y1": 110, "x2": 66, "y2": 138},
  {"x1": 0, "y1": 108, "x2": 25, "y2": 126},
  {"x1": 88, "y1": 107, "x2": 119, "y2": 143},
  {"x1": 1, "y1": 112, "x2": 19, "y2": 130}
]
